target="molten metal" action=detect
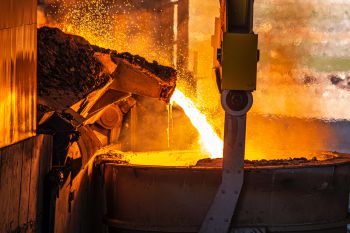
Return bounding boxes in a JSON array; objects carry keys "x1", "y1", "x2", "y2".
[{"x1": 171, "y1": 89, "x2": 223, "y2": 158}]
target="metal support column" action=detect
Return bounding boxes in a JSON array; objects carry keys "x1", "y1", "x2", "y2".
[{"x1": 199, "y1": 91, "x2": 252, "y2": 233}]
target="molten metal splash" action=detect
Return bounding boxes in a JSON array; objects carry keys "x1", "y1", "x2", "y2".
[{"x1": 171, "y1": 89, "x2": 223, "y2": 158}]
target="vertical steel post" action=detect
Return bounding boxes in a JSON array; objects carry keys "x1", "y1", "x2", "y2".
[
  {"x1": 199, "y1": 0, "x2": 256, "y2": 232},
  {"x1": 199, "y1": 113, "x2": 247, "y2": 233}
]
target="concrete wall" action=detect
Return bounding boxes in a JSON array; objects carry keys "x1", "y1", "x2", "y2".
[
  {"x1": 0, "y1": 135, "x2": 52, "y2": 233},
  {"x1": 0, "y1": 0, "x2": 37, "y2": 148}
]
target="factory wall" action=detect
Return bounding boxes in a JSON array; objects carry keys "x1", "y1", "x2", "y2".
[
  {"x1": 177, "y1": 0, "x2": 189, "y2": 71},
  {"x1": 0, "y1": 135, "x2": 52, "y2": 233},
  {"x1": 0, "y1": 1, "x2": 54, "y2": 233},
  {"x1": 54, "y1": 160, "x2": 107, "y2": 233},
  {"x1": 0, "y1": 0, "x2": 37, "y2": 148}
]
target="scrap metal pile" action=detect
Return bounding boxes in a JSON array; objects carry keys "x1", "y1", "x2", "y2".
[
  {"x1": 37, "y1": 27, "x2": 178, "y2": 182},
  {"x1": 37, "y1": 27, "x2": 177, "y2": 119}
]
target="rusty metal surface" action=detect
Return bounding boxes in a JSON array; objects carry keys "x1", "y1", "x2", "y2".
[
  {"x1": 0, "y1": 0, "x2": 36, "y2": 29},
  {"x1": 110, "y1": 57, "x2": 176, "y2": 103},
  {"x1": 103, "y1": 159, "x2": 350, "y2": 233},
  {"x1": 0, "y1": 135, "x2": 52, "y2": 232},
  {"x1": 0, "y1": 1, "x2": 37, "y2": 148}
]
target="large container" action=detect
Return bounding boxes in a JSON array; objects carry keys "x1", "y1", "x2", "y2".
[{"x1": 102, "y1": 156, "x2": 350, "y2": 233}]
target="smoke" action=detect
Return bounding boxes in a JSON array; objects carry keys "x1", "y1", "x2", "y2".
[
  {"x1": 37, "y1": 6, "x2": 47, "y2": 27},
  {"x1": 330, "y1": 74, "x2": 350, "y2": 90},
  {"x1": 253, "y1": 0, "x2": 350, "y2": 120},
  {"x1": 183, "y1": 0, "x2": 350, "y2": 159}
]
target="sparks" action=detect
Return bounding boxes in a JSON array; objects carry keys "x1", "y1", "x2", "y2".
[{"x1": 171, "y1": 89, "x2": 223, "y2": 158}]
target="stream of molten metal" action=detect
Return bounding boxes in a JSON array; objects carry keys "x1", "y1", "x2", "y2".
[{"x1": 171, "y1": 89, "x2": 223, "y2": 158}]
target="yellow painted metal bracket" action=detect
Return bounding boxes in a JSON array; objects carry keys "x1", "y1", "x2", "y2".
[{"x1": 221, "y1": 32, "x2": 258, "y2": 91}]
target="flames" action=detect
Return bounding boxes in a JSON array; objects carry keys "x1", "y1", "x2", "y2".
[{"x1": 171, "y1": 89, "x2": 223, "y2": 158}]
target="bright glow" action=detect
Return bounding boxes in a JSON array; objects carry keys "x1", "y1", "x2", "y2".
[
  {"x1": 171, "y1": 89, "x2": 223, "y2": 158},
  {"x1": 95, "y1": 148, "x2": 209, "y2": 167}
]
